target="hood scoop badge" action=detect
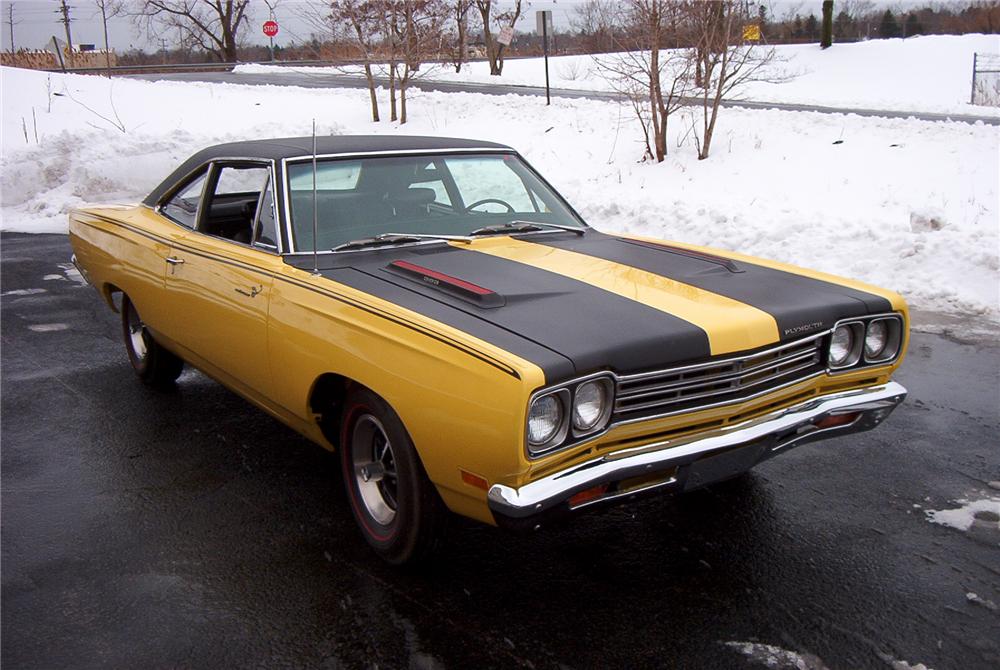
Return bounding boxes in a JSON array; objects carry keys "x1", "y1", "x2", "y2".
[{"x1": 385, "y1": 260, "x2": 506, "y2": 308}]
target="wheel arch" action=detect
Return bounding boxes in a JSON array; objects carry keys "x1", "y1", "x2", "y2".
[
  {"x1": 100, "y1": 282, "x2": 123, "y2": 313},
  {"x1": 308, "y1": 372, "x2": 353, "y2": 448}
]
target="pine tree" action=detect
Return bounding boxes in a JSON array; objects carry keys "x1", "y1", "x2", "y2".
[
  {"x1": 878, "y1": 10, "x2": 901, "y2": 39},
  {"x1": 904, "y1": 13, "x2": 923, "y2": 37},
  {"x1": 805, "y1": 14, "x2": 819, "y2": 39},
  {"x1": 834, "y1": 10, "x2": 853, "y2": 40}
]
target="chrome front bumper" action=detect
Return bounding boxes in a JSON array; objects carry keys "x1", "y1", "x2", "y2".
[{"x1": 488, "y1": 381, "x2": 907, "y2": 528}]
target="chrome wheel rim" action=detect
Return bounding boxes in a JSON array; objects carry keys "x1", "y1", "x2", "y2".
[
  {"x1": 351, "y1": 414, "x2": 398, "y2": 526},
  {"x1": 126, "y1": 305, "x2": 148, "y2": 360}
]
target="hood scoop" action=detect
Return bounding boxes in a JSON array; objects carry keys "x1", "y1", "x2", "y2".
[
  {"x1": 622, "y1": 239, "x2": 745, "y2": 274},
  {"x1": 384, "y1": 259, "x2": 506, "y2": 308}
]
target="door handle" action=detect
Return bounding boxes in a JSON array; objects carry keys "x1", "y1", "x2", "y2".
[
  {"x1": 166, "y1": 256, "x2": 185, "y2": 274},
  {"x1": 235, "y1": 285, "x2": 263, "y2": 298}
]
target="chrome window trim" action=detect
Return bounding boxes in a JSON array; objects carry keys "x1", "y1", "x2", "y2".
[
  {"x1": 154, "y1": 158, "x2": 284, "y2": 255},
  {"x1": 279, "y1": 148, "x2": 584, "y2": 254},
  {"x1": 156, "y1": 165, "x2": 211, "y2": 230}
]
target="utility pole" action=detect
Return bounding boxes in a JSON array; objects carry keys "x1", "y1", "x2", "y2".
[
  {"x1": 6, "y1": 2, "x2": 16, "y2": 52},
  {"x1": 160, "y1": 37, "x2": 168, "y2": 64},
  {"x1": 56, "y1": 0, "x2": 73, "y2": 66}
]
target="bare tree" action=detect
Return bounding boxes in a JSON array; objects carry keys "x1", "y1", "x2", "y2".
[
  {"x1": 683, "y1": 0, "x2": 782, "y2": 160},
  {"x1": 475, "y1": 0, "x2": 523, "y2": 76},
  {"x1": 448, "y1": 0, "x2": 474, "y2": 73},
  {"x1": 94, "y1": 0, "x2": 124, "y2": 77},
  {"x1": 571, "y1": 0, "x2": 621, "y2": 54},
  {"x1": 595, "y1": 1, "x2": 689, "y2": 162},
  {"x1": 133, "y1": 1, "x2": 252, "y2": 63},
  {"x1": 309, "y1": 1, "x2": 383, "y2": 121},
  {"x1": 385, "y1": 0, "x2": 447, "y2": 123}
]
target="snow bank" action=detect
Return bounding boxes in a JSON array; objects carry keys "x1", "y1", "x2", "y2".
[
  {"x1": 926, "y1": 497, "x2": 1000, "y2": 531},
  {"x1": 2, "y1": 65, "x2": 997, "y2": 330},
  {"x1": 236, "y1": 34, "x2": 1000, "y2": 116}
]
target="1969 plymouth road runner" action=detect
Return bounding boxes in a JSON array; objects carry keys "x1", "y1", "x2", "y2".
[{"x1": 69, "y1": 136, "x2": 908, "y2": 563}]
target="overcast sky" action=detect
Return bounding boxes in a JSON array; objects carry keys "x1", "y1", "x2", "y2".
[{"x1": 1, "y1": 0, "x2": 920, "y2": 54}]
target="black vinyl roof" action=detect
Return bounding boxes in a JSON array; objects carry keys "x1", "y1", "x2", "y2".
[{"x1": 143, "y1": 135, "x2": 514, "y2": 206}]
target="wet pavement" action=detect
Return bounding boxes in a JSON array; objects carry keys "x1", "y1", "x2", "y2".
[{"x1": 3, "y1": 232, "x2": 998, "y2": 670}]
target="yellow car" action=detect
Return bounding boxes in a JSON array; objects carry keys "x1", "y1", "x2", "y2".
[{"x1": 69, "y1": 136, "x2": 908, "y2": 564}]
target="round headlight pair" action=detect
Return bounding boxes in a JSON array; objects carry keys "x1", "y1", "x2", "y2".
[
  {"x1": 829, "y1": 318, "x2": 901, "y2": 369},
  {"x1": 527, "y1": 378, "x2": 614, "y2": 454}
]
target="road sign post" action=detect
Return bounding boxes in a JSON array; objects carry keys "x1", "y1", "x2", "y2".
[
  {"x1": 263, "y1": 20, "x2": 279, "y2": 61},
  {"x1": 536, "y1": 10, "x2": 552, "y2": 106}
]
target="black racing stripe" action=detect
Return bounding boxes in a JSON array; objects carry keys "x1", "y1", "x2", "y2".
[
  {"x1": 535, "y1": 232, "x2": 893, "y2": 339},
  {"x1": 287, "y1": 244, "x2": 712, "y2": 379}
]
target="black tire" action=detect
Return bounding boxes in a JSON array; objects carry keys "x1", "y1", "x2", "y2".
[
  {"x1": 121, "y1": 294, "x2": 184, "y2": 386},
  {"x1": 340, "y1": 388, "x2": 444, "y2": 565}
]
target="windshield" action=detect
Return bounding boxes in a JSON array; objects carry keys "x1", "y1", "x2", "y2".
[{"x1": 285, "y1": 153, "x2": 585, "y2": 251}]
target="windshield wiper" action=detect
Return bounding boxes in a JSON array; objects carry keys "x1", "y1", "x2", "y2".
[
  {"x1": 331, "y1": 232, "x2": 473, "y2": 252},
  {"x1": 469, "y1": 221, "x2": 586, "y2": 237}
]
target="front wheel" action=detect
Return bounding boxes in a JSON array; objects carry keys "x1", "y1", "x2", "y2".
[
  {"x1": 121, "y1": 294, "x2": 184, "y2": 386},
  {"x1": 340, "y1": 388, "x2": 444, "y2": 565}
]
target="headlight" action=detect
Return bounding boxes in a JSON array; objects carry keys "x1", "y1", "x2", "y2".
[
  {"x1": 572, "y1": 379, "x2": 612, "y2": 432},
  {"x1": 829, "y1": 324, "x2": 855, "y2": 367},
  {"x1": 865, "y1": 320, "x2": 888, "y2": 358},
  {"x1": 527, "y1": 393, "x2": 564, "y2": 447}
]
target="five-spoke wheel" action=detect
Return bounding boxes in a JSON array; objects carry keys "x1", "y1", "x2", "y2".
[{"x1": 340, "y1": 388, "x2": 444, "y2": 564}]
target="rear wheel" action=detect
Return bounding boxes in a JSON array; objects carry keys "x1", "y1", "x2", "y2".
[
  {"x1": 121, "y1": 294, "x2": 183, "y2": 386},
  {"x1": 340, "y1": 388, "x2": 444, "y2": 565}
]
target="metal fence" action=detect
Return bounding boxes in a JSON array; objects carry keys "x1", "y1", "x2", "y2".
[{"x1": 971, "y1": 53, "x2": 1000, "y2": 106}]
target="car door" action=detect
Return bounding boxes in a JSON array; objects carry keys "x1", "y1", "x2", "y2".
[{"x1": 160, "y1": 161, "x2": 282, "y2": 397}]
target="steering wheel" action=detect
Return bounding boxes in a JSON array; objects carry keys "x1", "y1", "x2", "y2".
[{"x1": 465, "y1": 198, "x2": 515, "y2": 213}]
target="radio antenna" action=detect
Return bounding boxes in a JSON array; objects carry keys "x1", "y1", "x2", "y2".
[{"x1": 311, "y1": 119, "x2": 319, "y2": 275}]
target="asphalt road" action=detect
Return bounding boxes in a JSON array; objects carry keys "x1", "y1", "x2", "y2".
[
  {"x1": 130, "y1": 70, "x2": 1000, "y2": 126},
  {"x1": 3, "y1": 233, "x2": 998, "y2": 670}
]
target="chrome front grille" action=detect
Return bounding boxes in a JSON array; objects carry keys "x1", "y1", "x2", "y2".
[{"x1": 614, "y1": 334, "x2": 826, "y2": 420}]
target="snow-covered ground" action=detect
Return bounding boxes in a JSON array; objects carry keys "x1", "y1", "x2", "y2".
[
  {"x1": 235, "y1": 34, "x2": 1000, "y2": 117},
  {"x1": 2, "y1": 58, "x2": 998, "y2": 332}
]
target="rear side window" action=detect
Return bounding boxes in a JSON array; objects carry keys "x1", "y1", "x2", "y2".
[{"x1": 161, "y1": 170, "x2": 208, "y2": 228}]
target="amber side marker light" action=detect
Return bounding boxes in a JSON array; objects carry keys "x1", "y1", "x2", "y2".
[
  {"x1": 814, "y1": 412, "x2": 860, "y2": 430},
  {"x1": 568, "y1": 483, "x2": 609, "y2": 508},
  {"x1": 460, "y1": 470, "x2": 489, "y2": 491}
]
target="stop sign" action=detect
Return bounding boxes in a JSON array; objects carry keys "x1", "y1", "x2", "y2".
[{"x1": 263, "y1": 20, "x2": 279, "y2": 38}]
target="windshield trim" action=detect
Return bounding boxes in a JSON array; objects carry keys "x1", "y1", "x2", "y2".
[{"x1": 279, "y1": 149, "x2": 589, "y2": 255}]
